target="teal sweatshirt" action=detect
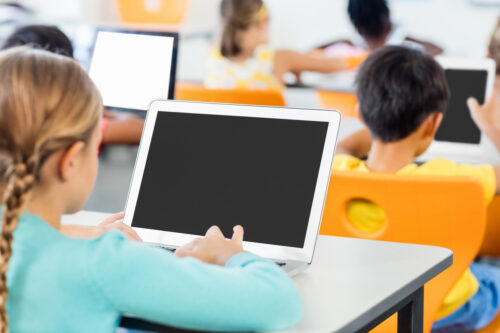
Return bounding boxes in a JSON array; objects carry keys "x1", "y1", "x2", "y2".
[{"x1": 5, "y1": 211, "x2": 302, "y2": 332}]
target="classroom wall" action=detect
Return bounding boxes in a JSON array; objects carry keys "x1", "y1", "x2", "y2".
[{"x1": 10, "y1": 0, "x2": 500, "y2": 57}]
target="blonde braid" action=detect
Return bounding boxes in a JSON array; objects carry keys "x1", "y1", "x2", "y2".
[
  {"x1": 0, "y1": 158, "x2": 36, "y2": 333},
  {"x1": 0, "y1": 47, "x2": 101, "y2": 331}
]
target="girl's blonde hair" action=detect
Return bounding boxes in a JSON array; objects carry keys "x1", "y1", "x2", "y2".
[
  {"x1": 490, "y1": 17, "x2": 500, "y2": 75},
  {"x1": 220, "y1": 0, "x2": 265, "y2": 57},
  {"x1": 0, "y1": 47, "x2": 102, "y2": 332}
]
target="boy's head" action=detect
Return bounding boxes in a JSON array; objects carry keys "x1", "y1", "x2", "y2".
[
  {"x1": 348, "y1": 0, "x2": 391, "y2": 42},
  {"x1": 2, "y1": 25, "x2": 73, "y2": 58},
  {"x1": 356, "y1": 45, "x2": 449, "y2": 148}
]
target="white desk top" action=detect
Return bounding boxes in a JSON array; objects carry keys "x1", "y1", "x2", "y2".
[
  {"x1": 63, "y1": 210, "x2": 451, "y2": 333},
  {"x1": 300, "y1": 71, "x2": 357, "y2": 93}
]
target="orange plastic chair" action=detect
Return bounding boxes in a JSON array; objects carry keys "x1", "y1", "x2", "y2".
[
  {"x1": 317, "y1": 90, "x2": 358, "y2": 118},
  {"x1": 478, "y1": 196, "x2": 500, "y2": 257},
  {"x1": 176, "y1": 82, "x2": 287, "y2": 107},
  {"x1": 320, "y1": 171, "x2": 487, "y2": 333},
  {"x1": 114, "y1": 0, "x2": 189, "y2": 25}
]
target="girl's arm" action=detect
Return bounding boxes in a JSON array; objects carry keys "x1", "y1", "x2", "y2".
[
  {"x1": 86, "y1": 231, "x2": 302, "y2": 332},
  {"x1": 273, "y1": 50, "x2": 348, "y2": 83}
]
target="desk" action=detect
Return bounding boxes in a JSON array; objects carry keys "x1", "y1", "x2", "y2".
[
  {"x1": 63, "y1": 210, "x2": 452, "y2": 333},
  {"x1": 300, "y1": 71, "x2": 356, "y2": 93}
]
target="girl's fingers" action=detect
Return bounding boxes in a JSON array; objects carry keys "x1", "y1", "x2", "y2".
[
  {"x1": 176, "y1": 241, "x2": 196, "y2": 257},
  {"x1": 205, "y1": 225, "x2": 223, "y2": 238},
  {"x1": 103, "y1": 222, "x2": 142, "y2": 242},
  {"x1": 231, "y1": 225, "x2": 244, "y2": 244},
  {"x1": 123, "y1": 228, "x2": 142, "y2": 242},
  {"x1": 98, "y1": 212, "x2": 125, "y2": 226},
  {"x1": 128, "y1": 228, "x2": 142, "y2": 242}
]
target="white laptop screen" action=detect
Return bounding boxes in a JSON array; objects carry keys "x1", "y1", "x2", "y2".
[
  {"x1": 88, "y1": 30, "x2": 177, "y2": 111},
  {"x1": 131, "y1": 111, "x2": 329, "y2": 248},
  {"x1": 435, "y1": 69, "x2": 487, "y2": 144}
]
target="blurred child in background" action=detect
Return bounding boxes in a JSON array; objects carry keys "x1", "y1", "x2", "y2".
[
  {"x1": 2, "y1": 25, "x2": 144, "y2": 145},
  {"x1": 319, "y1": 0, "x2": 443, "y2": 59},
  {"x1": 205, "y1": 0, "x2": 351, "y2": 89}
]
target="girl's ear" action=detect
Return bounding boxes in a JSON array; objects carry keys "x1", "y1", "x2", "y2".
[
  {"x1": 58, "y1": 141, "x2": 86, "y2": 181},
  {"x1": 256, "y1": 16, "x2": 269, "y2": 29}
]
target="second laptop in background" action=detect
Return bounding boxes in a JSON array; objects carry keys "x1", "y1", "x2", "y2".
[{"x1": 88, "y1": 29, "x2": 178, "y2": 113}]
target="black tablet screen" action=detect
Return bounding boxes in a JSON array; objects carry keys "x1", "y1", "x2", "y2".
[{"x1": 435, "y1": 69, "x2": 487, "y2": 144}]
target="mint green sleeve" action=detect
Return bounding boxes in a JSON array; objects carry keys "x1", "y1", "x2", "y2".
[{"x1": 85, "y1": 231, "x2": 302, "y2": 332}]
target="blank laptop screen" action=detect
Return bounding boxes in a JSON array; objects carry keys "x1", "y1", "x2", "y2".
[
  {"x1": 131, "y1": 111, "x2": 329, "y2": 248},
  {"x1": 435, "y1": 69, "x2": 487, "y2": 144},
  {"x1": 88, "y1": 31, "x2": 177, "y2": 111}
]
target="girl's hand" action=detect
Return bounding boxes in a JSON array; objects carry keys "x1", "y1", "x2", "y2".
[
  {"x1": 468, "y1": 90, "x2": 500, "y2": 133},
  {"x1": 60, "y1": 212, "x2": 142, "y2": 241},
  {"x1": 176, "y1": 225, "x2": 245, "y2": 266}
]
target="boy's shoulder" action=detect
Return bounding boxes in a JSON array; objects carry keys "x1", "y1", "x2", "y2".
[
  {"x1": 415, "y1": 158, "x2": 494, "y2": 176},
  {"x1": 332, "y1": 154, "x2": 368, "y2": 172},
  {"x1": 404, "y1": 158, "x2": 496, "y2": 204}
]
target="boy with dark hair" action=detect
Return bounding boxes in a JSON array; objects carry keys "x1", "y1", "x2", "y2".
[
  {"x1": 334, "y1": 45, "x2": 500, "y2": 331},
  {"x1": 347, "y1": 0, "x2": 443, "y2": 55},
  {"x1": 2, "y1": 25, "x2": 144, "y2": 146},
  {"x1": 3, "y1": 24, "x2": 74, "y2": 57}
]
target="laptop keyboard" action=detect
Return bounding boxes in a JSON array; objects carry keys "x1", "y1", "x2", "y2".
[
  {"x1": 156, "y1": 245, "x2": 286, "y2": 267},
  {"x1": 158, "y1": 245, "x2": 176, "y2": 253}
]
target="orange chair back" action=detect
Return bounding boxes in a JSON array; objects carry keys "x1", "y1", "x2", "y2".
[
  {"x1": 176, "y1": 83, "x2": 286, "y2": 107},
  {"x1": 320, "y1": 171, "x2": 486, "y2": 333},
  {"x1": 317, "y1": 90, "x2": 358, "y2": 118},
  {"x1": 479, "y1": 196, "x2": 500, "y2": 256},
  {"x1": 114, "y1": 0, "x2": 189, "y2": 25}
]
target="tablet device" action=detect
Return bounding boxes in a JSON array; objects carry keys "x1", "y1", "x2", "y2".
[
  {"x1": 88, "y1": 29, "x2": 178, "y2": 113},
  {"x1": 418, "y1": 57, "x2": 496, "y2": 163}
]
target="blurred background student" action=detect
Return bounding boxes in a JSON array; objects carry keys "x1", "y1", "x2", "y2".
[
  {"x1": 205, "y1": 0, "x2": 351, "y2": 90},
  {"x1": 320, "y1": 0, "x2": 443, "y2": 58},
  {"x1": 2, "y1": 24, "x2": 144, "y2": 146}
]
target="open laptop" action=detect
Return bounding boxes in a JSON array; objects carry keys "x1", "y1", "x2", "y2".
[
  {"x1": 88, "y1": 29, "x2": 178, "y2": 113},
  {"x1": 417, "y1": 57, "x2": 496, "y2": 164},
  {"x1": 124, "y1": 101, "x2": 341, "y2": 275}
]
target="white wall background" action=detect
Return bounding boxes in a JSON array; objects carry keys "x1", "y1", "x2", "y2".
[{"x1": 7, "y1": 0, "x2": 500, "y2": 57}]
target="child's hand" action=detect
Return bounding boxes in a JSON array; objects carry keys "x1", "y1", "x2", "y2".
[
  {"x1": 176, "y1": 225, "x2": 244, "y2": 266},
  {"x1": 468, "y1": 90, "x2": 500, "y2": 133},
  {"x1": 60, "y1": 212, "x2": 142, "y2": 241}
]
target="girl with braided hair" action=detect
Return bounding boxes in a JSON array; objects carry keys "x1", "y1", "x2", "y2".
[
  {"x1": 0, "y1": 47, "x2": 301, "y2": 332},
  {"x1": 205, "y1": 0, "x2": 350, "y2": 89}
]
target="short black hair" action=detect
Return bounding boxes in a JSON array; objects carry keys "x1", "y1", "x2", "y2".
[
  {"x1": 348, "y1": 0, "x2": 390, "y2": 39},
  {"x1": 2, "y1": 25, "x2": 73, "y2": 58},
  {"x1": 356, "y1": 45, "x2": 449, "y2": 142}
]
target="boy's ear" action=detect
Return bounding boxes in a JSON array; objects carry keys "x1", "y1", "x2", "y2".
[
  {"x1": 422, "y1": 112, "x2": 444, "y2": 137},
  {"x1": 57, "y1": 141, "x2": 86, "y2": 181},
  {"x1": 355, "y1": 103, "x2": 363, "y2": 122}
]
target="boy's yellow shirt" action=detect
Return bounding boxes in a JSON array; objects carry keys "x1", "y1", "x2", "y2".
[{"x1": 332, "y1": 154, "x2": 496, "y2": 320}]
